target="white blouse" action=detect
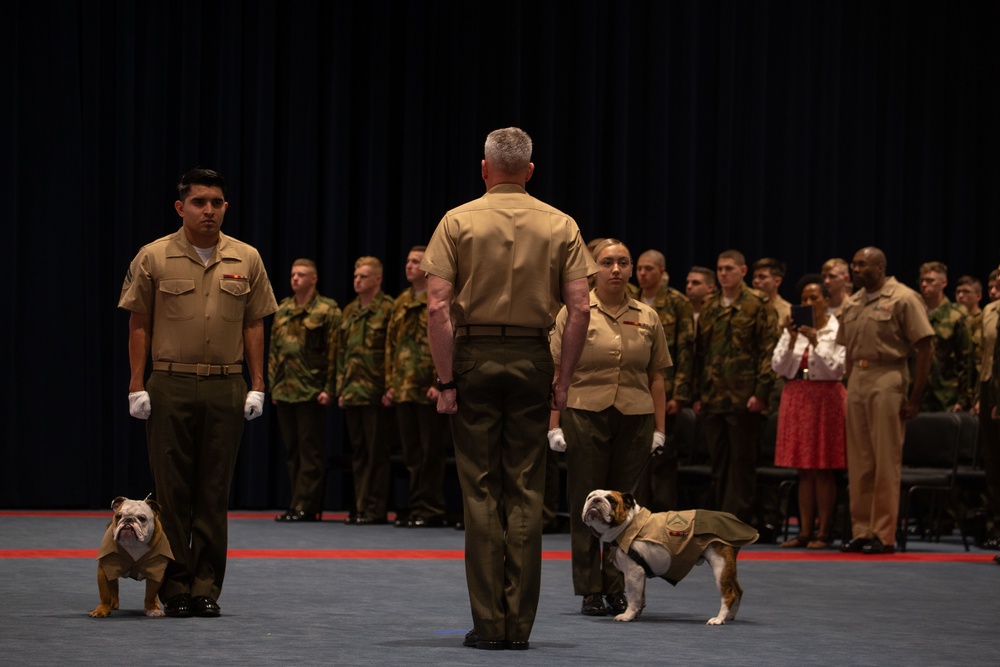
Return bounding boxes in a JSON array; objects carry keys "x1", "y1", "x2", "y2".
[{"x1": 771, "y1": 315, "x2": 846, "y2": 381}]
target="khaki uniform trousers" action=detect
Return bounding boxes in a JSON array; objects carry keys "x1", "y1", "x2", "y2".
[
  {"x1": 145, "y1": 371, "x2": 246, "y2": 601},
  {"x1": 845, "y1": 365, "x2": 906, "y2": 545},
  {"x1": 562, "y1": 406, "x2": 652, "y2": 596},
  {"x1": 451, "y1": 336, "x2": 553, "y2": 644},
  {"x1": 344, "y1": 405, "x2": 390, "y2": 520},
  {"x1": 276, "y1": 400, "x2": 327, "y2": 515}
]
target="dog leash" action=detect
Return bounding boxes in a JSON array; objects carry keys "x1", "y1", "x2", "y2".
[
  {"x1": 628, "y1": 444, "x2": 664, "y2": 496},
  {"x1": 617, "y1": 448, "x2": 665, "y2": 581}
]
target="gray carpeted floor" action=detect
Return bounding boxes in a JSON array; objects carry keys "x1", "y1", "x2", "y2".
[{"x1": 1, "y1": 511, "x2": 994, "y2": 666}]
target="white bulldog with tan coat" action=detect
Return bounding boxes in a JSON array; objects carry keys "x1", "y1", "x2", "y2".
[
  {"x1": 89, "y1": 496, "x2": 173, "y2": 618},
  {"x1": 582, "y1": 489, "x2": 758, "y2": 624}
]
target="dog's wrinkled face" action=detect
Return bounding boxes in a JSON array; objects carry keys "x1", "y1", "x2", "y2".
[
  {"x1": 111, "y1": 497, "x2": 160, "y2": 547},
  {"x1": 582, "y1": 489, "x2": 636, "y2": 536}
]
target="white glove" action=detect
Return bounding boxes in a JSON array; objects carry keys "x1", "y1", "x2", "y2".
[
  {"x1": 547, "y1": 427, "x2": 567, "y2": 452},
  {"x1": 651, "y1": 430, "x2": 666, "y2": 453},
  {"x1": 128, "y1": 391, "x2": 151, "y2": 420},
  {"x1": 244, "y1": 391, "x2": 266, "y2": 420}
]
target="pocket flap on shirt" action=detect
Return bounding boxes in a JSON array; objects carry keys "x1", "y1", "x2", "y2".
[
  {"x1": 220, "y1": 279, "x2": 251, "y2": 297},
  {"x1": 159, "y1": 279, "x2": 196, "y2": 296}
]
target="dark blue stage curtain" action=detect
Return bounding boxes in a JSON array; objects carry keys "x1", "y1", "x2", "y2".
[{"x1": 2, "y1": 0, "x2": 998, "y2": 507}]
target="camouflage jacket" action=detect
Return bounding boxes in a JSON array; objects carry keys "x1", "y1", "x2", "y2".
[
  {"x1": 643, "y1": 283, "x2": 695, "y2": 404},
  {"x1": 336, "y1": 291, "x2": 394, "y2": 405},
  {"x1": 694, "y1": 283, "x2": 778, "y2": 413},
  {"x1": 919, "y1": 297, "x2": 972, "y2": 411},
  {"x1": 966, "y1": 308, "x2": 983, "y2": 387},
  {"x1": 385, "y1": 287, "x2": 435, "y2": 404},
  {"x1": 267, "y1": 292, "x2": 341, "y2": 403}
]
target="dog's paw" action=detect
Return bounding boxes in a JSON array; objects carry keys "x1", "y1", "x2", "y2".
[
  {"x1": 89, "y1": 606, "x2": 112, "y2": 618},
  {"x1": 706, "y1": 616, "x2": 727, "y2": 625},
  {"x1": 613, "y1": 612, "x2": 637, "y2": 622},
  {"x1": 145, "y1": 608, "x2": 165, "y2": 618}
]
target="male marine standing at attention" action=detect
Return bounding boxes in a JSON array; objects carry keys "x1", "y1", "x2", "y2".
[
  {"x1": 337, "y1": 257, "x2": 394, "y2": 525},
  {"x1": 836, "y1": 247, "x2": 933, "y2": 555},
  {"x1": 422, "y1": 127, "x2": 595, "y2": 650},
  {"x1": 269, "y1": 258, "x2": 341, "y2": 523},
  {"x1": 693, "y1": 250, "x2": 778, "y2": 524},
  {"x1": 119, "y1": 167, "x2": 277, "y2": 617},
  {"x1": 384, "y1": 245, "x2": 450, "y2": 528},
  {"x1": 634, "y1": 249, "x2": 694, "y2": 511}
]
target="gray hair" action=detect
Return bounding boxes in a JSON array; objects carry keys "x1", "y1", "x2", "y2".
[{"x1": 484, "y1": 127, "x2": 532, "y2": 174}]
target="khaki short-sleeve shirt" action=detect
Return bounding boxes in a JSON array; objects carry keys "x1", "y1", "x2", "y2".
[
  {"x1": 979, "y1": 301, "x2": 1000, "y2": 384},
  {"x1": 118, "y1": 229, "x2": 278, "y2": 364},
  {"x1": 835, "y1": 276, "x2": 933, "y2": 362},
  {"x1": 420, "y1": 184, "x2": 596, "y2": 328},
  {"x1": 551, "y1": 291, "x2": 672, "y2": 415}
]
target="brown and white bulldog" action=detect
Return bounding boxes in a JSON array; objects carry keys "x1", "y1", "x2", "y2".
[
  {"x1": 89, "y1": 496, "x2": 173, "y2": 618},
  {"x1": 582, "y1": 489, "x2": 758, "y2": 624}
]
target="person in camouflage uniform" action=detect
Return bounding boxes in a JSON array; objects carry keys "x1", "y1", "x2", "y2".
[
  {"x1": 269, "y1": 259, "x2": 341, "y2": 522},
  {"x1": 337, "y1": 256, "x2": 395, "y2": 524},
  {"x1": 384, "y1": 246, "x2": 450, "y2": 528},
  {"x1": 752, "y1": 258, "x2": 792, "y2": 326},
  {"x1": 821, "y1": 257, "x2": 852, "y2": 316},
  {"x1": 634, "y1": 249, "x2": 695, "y2": 511},
  {"x1": 693, "y1": 250, "x2": 778, "y2": 524},
  {"x1": 752, "y1": 257, "x2": 791, "y2": 417},
  {"x1": 955, "y1": 275, "x2": 984, "y2": 406},
  {"x1": 917, "y1": 262, "x2": 972, "y2": 411}
]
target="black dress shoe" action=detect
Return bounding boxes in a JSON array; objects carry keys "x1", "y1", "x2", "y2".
[
  {"x1": 581, "y1": 593, "x2": 607, "y2": 616},
  {"x1": 505, "y1": 641, "x2": 529, "y2": 650},
  {"x1": 278, "y1": 510, "x2": 321, "y2": 522},
  {"x1": 605, "y1": 592, "x2": 628, "y2": 615},
  {"x1": 353, "y1": 515, "x2": 388, "y2": 525},
  {"x1": 839, "y1": 537, "x2": 871, "y2": 553},
  {"x1": 343, "y1": 515, "x2": 358, "y2": 525},
  {"x1": 191, "y1": 595, "x2": 221, "y2": 617},
  {"x1": 463, "y1": 630, "x2": 505, "y2": 650},
  {"x1": 408, "y1": 515, "x2": 448, "y2": 528},
  {"x1": 861, "y1": 537, "x2": 895, "y2": 555},
  {"x1": 162, "y1": 593, "x2": 192, "y2": 618},
  {"x1": 393, "y1": 515, "x2": 409, "y2": 527},
  {"x1": 981, "y1": 536, "x2": 1000, "y2": 551}
]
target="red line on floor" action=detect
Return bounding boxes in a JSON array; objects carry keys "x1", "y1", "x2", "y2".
[
  {"x1": 0, "y1": 511, "x2": 355, "y2": 520},
  {"x1": 0, "y1": 549, "x2": 990, "y2": 562}
]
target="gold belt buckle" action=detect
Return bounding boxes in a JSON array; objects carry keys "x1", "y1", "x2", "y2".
[
  {"x1": 856, "y1": 359, "x2": 871, "y2": 369},
  {"x1": 196, "y1": 363, "x2": 212, "y2": 376}
]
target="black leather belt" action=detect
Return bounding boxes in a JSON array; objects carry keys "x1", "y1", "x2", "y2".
[
  {"x1": 152, "y1": 362, "x2": 243, "y2": 376},
  {"x1": 455, "y1": 325, "x2": 547, "y2": 340}
]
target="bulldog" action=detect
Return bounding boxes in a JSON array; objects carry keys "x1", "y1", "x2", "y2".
[
  {"x1": 89, "y1": 496, "x2": 174, "y2": 618},
  {"x1": 582, "y1": 489, "x2": 758, "y2": 624}
]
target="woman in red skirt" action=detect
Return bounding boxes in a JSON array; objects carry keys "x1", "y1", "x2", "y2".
[{"x1": 772, "y1": 274, "x2": 847, "y2": 549}]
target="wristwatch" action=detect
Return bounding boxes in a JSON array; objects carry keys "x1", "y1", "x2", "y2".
[{"x1": 437, "y1": 377, "x2": 457, "y2": 391}]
